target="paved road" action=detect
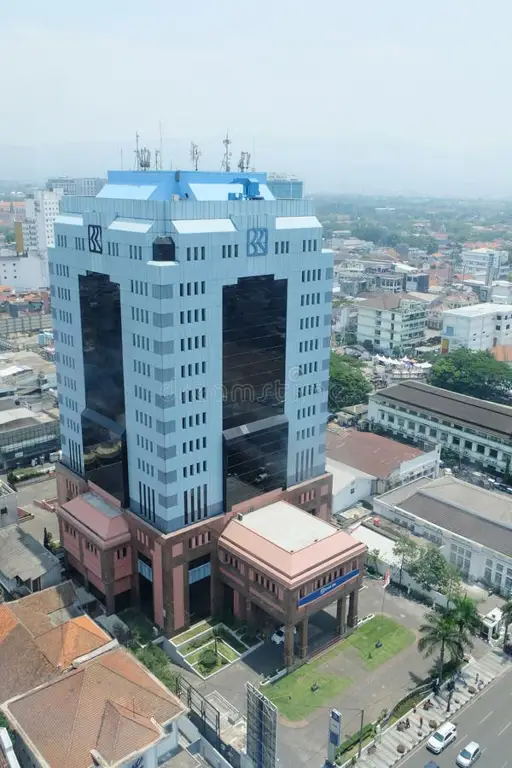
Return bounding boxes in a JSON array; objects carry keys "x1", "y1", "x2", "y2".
[{"x1": 400, "y1": 669, "x2": 512, "y2": 768}]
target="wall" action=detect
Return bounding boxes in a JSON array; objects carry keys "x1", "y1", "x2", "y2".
[
  {"x1": 0, "y1": 487, "x2": 18, "y2": 528},
  {"x1": 40, "y1": 560, "x2": 61, "y2": 590},
  {"x1": 332, "y1": 474, "x2": 373, "y2": 514}
]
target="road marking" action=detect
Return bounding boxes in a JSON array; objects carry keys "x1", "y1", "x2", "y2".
[
  {"x1": 498, "y1": 722, "x2": 512, "y2": 737},
  {"x1": 479, "y1": 710, "x2": 494, "y2": 724},
  {"x1": 499, "y1": 762, "x2": 508, "y2": 768},
  {"x1": 454, "y1": 734, "x2": 467, "y2": 749}
]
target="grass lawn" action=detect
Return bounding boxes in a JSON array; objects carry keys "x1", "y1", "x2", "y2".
[
  {"x1": 265, "y1": 663, "x2": 352, "y2": 721},
  {"x1": 173, "y1": 619, "x2": 219, "y2": 645},
  {"x1": 118, "y1": 608, "x2": 156, "y2": 644},
  {"x1": 217, "y1": 640, "x2": 240, "y2": 662},
  {"x1": 341, "y1": 615, "x2": 414, "y2": 670}
]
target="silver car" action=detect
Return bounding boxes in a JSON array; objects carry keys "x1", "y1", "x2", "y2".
[{"x1": 456, "y1": 742, "x2": 481, "y2": 767}]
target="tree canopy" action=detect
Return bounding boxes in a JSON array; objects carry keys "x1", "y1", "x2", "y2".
[
  {"x1": 429, "y1": 349, "x2": 512, "y2": 403},
  {"x1": 409, "y1": 545, "x2": 451, "y2": 592},
  {"x1": 328, "y1": 351, "x2": 372, "y2": 412}
]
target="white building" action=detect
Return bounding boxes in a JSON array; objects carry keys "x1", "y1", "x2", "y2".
[
  {"x1": 441, "y1": 302, "x2": 512, "y2": 352},
  {"x1": 491, "y1": 281, "x2": 512, "y2": 305},
  {"x1": 368, "y1": 380, "x2": 512, "y2": 475},
  {"x1": 356, "y1": 293, "x2": 427, "y2": 353},
  {"x1": 0, "y1": 248, "x2": 46, "y2": 290},
  {"x1": 374, "y1": 475, "x2": 512, "y2": 594},
  {"x1": 46, "y1": 176, "x2": 106, "y2": 196},
  {"x1": 326, "y1": 427, "x2": 440, "y2": 513},
  {"x1": 24, "y1": 189, "x2": 63, "y2": 254},
  {"x1": 461, "y1": 247, "x2": 509, "y2": 280}
]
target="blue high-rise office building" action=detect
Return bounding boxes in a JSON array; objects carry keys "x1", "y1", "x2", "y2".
[{"x1": 52, "y1": 169, "x2": 333, "y2": 534}]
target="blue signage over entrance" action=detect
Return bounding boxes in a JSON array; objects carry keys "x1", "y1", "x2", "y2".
[{"x1": 297, "y1": 568, "x2": 359, "y2": 608}]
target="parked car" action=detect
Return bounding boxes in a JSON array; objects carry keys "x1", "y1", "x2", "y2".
[
  {"x1": 271, "y1": 626, "x2": 297, "y2": 645},
  {"x1": 426, "y1": 721, "x2": 457, "y2": 754},
  {"x1": 456, "y1": 741, "x2": 481, "y2": 767}
]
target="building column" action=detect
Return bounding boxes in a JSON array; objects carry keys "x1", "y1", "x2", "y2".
[
  {"x1": 347, "y1": 589, "x2": 359, "y2": 629},
  {"x1": 299, "y1": 617, "x2": 309, "y2": 659},
  {"x1": 105, "y1": 584, "x2": 115, "y2": 615},
  {"x1": 246, "y1": 598, "x2": 254, "y2": 627},
  {"x1": 284, "y1": 624, "x2": 295, "y2": 668},
  {"x1": 336, "y1": 596, "x2": 347, "y2": 636}
]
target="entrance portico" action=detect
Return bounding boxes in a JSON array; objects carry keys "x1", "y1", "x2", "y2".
[{"x1": 218, "y1": 501, "x2": 366, "y2": 666}]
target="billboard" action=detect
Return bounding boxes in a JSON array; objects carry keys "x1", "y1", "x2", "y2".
[{"x1": 246, "y1": 683, "x2": 278, "y2": 768}]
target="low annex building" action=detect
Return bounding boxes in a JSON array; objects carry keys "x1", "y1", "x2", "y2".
[
  {"x1": 326, "y1": 427, "x2": 440, "y2": 512},
  {"x1": 374, "y1": 475, "x2": 512, "y2": 594},
  {"x1": 218, "y1": 501, "x2": 366, "y2": 666}
]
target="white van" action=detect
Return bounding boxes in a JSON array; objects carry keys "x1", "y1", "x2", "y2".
[{"x1": 427, "y1": 721, "x2": 457, "y2": 754}]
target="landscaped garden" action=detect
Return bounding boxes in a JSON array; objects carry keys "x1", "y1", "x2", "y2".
[
  {"x1": 171, "y1": 617, "x2": 263, "y2": 678},
  {"x1": 264, "y1": 615, "x2": 415, "y2": 721},
  {"x1": 118, "y1": 607, "x2": 157, "y2": 645}
]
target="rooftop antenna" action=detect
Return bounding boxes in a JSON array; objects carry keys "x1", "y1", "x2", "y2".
[
  {"x1": 139, "y1": 147, "x2": 151, "y2": 171},
  {"x1": 134, "y1": 132, "x2": 140, "y2": 170},
  {"x1": 221, "y1": 130, "x2": 232, "y2": 172},
  {"x1": 154, "y1": 149, "x2": 161, "y2": 170},
  {"x1": 238, "y1": 151, "x2": 251, "y2": 173},
  {"x1": 120, "y1": 148, "x2": 124, "y2": 170},
  {"x1": 159, "y1": 120, "x2": 163, "y2": 169},
  {"x1": 251, "y1": 137, "x2": 256, "y2": 171},
  {"x1": 190, "y1": 142, "x2": 201, "y2": 171}
]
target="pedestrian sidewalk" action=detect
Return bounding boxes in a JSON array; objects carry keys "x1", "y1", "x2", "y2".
[{"x1": 346, "y1": 649, "x2": 510, "y2": 768}]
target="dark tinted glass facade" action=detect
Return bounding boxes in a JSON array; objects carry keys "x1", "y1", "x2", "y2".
[
  {"x1": 222, "y1": 275, "x2": 287, "y2": 430},
  {"x1": 223, "y1": 417, "x2": 289, "y2": 509},
  {"x1": 222, "y1": 275, "x2": 288, "y2": 510},
  {"x1": 79, "y1": 272, "x2": 128, "y2": 504}
]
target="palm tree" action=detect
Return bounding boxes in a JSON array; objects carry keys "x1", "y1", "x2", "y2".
[
  {"x1": 418, "y1": 610, "x2": 464, "y2": 683},
  {"x1": 501, "y1": 599, "x2": 512, "y2": 645},
  {"x1": 450, "y1": 595, "x2": 481, "y2": 652}
]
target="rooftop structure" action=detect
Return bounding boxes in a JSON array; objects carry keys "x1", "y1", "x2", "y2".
[
  {"x1": 0, "y1": 582, "x2": 110, "y2": 702},
  {"x1": 0, "y1": 526, "x2": 61, "y2": 597},
  {"x1": 368, "y1": 380, "x2": 512, "y2": 476},
  {"x1": 2, "y1": 647, "x2": 187, "y2": 768},
  {"x1": 326, "y1": 427, "x2": 440, "y2": 512},
  {"x1": 220, "y1": 501, "x2": 363, "y2": 584},
  {"x1": 441, "y1": 302, "x2": 512, "y2": 353},
  {"x1": 375, "y1": 476, "x2": 512, "y2": 590}
]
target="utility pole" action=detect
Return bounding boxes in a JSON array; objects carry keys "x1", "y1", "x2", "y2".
[{"x1": 358, "y1": 709, "x2": 365, "y2": 758}]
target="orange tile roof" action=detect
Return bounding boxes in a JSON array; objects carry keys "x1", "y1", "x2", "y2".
[
  {"x1": 0, "y1": 584, "x2": 110, "y2": 703},
  {"x1": 5, "y1": 648, "x2": 186, "y2": 768}
]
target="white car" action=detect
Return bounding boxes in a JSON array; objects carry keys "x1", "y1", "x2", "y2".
[
  {"x1": 426, "y1": 721, "x2": 457, "y2": 754},
  {"x1": 456, "y1": 742, "x2": 481, "y2": 767},
  {"x1": 271, "y1": 626, "x2": 297, "y2": 645}
]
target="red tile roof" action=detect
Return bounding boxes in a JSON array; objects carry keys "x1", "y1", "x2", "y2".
[
  {"x1": 4, "y1": 649, "x2": 186, "y2": 768},
  {"x1": 326, "y1": 428, "x2": 425, "y2": 479}
]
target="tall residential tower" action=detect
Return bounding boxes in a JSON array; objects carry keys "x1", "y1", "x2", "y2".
[{"x1": 53, "y1": 169, "x2": 337, "y2": 635}]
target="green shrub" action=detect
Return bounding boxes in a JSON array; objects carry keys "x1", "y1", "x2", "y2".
[{"x1": 199, "y1": 648, "x2": 218, "y2": 671}]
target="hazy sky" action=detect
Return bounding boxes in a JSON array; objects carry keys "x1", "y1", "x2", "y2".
[{"x1": 3, "y1": 0, "x2": 512, "y2": 194}]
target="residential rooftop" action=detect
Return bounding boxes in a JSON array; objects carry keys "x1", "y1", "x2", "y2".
[
  {"x1": 442, "y1": 302, "x2": 512, "y2": 317},
  {"x1": 0, "y1": 582, "x2": 110, "y2": 703},
  {"x1": 359, "y1": 293, "x2": 427, "y2": 311},
  {"x1": 2, "y1": 648, "x2": 187, "y2": 768},
  {"x1": 326, "y1": 428, "x2": 425, "y2": 479},
  {"x1": 372, "y1": 380, "x2": 512, "y2": 439},
  {"x1": 377, "y1": 475, "x2": 512, "y2": 558},
  {"x1": 0, "y1": 525, "x2": 59, "y2": 584}
]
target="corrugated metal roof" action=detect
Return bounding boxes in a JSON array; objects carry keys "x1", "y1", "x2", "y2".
[
  {"x1": 0, "y1": 527, "x2": 59, "y2": 582},
  {"x1": 172, "y1": 218, "x2": 236, "y2": 234},
  {"x1": 108, "y1": 218, "x2": 154, "y2": 233},
  {"x1": 373, "y1": 380, "x2": 512, "y2": 438},
  {"x1": 97, "y1": 184, "x2": 157, "y2": 200},
  {"x1": 275, "y1": 216, "x2": 321, "y2": 229}
]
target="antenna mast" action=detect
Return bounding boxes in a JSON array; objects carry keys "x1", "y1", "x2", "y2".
[
  {"x1": 221, "y1": 130, "x2": 232, "y2": 172},
  {"x1": 238, "y1": 151, "x2": 251, "y2": 173},
  {"x1": 134, "y1": 132, "x2": 140, "y2": 170},
  {"x1": 190, "y1": 142, "x2": 202, "y2": 171}
]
